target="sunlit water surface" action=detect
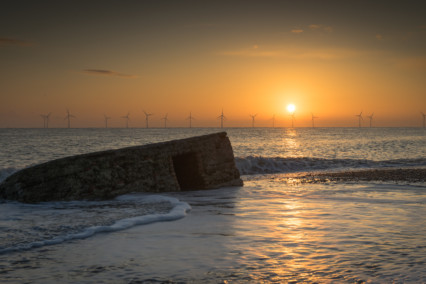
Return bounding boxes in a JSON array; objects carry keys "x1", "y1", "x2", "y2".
[{"x1": 0, "y1": 128, "x2": 425, "y2": 283}]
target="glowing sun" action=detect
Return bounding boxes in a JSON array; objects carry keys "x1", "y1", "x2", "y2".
[{"x1": 287, "y1": 104, "x2": 296, "y2": 113}]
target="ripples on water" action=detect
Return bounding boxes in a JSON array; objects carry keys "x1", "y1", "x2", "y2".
[
  {"x1": 221, "y1": 182, "x2": 426, "y2": 283},
  {"x1": 0, "y1": 128, "x2": 425, "y2": 283},
  {"x1": 0, "y1": 197, "x2": 174, "y2": 254},
  {"x1": 0, "y1": 128, "x2": 425, "y2": 170},
  {"x1": 2, "y1": 182, "x2": 424, "y2": 283}
]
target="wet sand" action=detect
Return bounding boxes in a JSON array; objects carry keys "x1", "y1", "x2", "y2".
[
  {"x1": 261, "y1": 168, "x2": 426, "y2": 184},
  {"x1": 312, "y1": 168, "x2": 425, "y2": 182}
]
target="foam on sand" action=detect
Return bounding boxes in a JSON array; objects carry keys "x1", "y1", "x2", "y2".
[{"x1": 0, "y1": 194, "x2": 191, "y2": 255}]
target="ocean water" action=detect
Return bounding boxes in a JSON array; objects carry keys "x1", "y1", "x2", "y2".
[{"x1": 0, "y1": 127, "x2": 425, "y2": 283}]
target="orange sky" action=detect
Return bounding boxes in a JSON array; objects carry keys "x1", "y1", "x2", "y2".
[{"x1": 1, "y1": 1, "x2": 425, "y2": 127}]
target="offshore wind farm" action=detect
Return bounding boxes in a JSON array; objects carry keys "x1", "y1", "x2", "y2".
[{"x1": 7, "y1": 107, "x2": 426, "y2": 128}]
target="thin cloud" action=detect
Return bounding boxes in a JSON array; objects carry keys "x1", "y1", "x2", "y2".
[
  {"x1": 0, "y1": 37, "x2": 33, "y2": 46},
  {"x1": 219, "y1": 47, "x2": 364, "y2": 60},
  {"x1": 309, "y1": 24, "x2": 321, "y2": 30},
  {"x1": 309, "y1": 24, "x2": 333, "y2": 33},
  {"x1": 82, "y1": 69, "x2": 137, "y2": 78},
  {"x1": 291, "y1": 25, "x2": 333, "y2": 35},
  {"x1": 285, "y1": 48, "x2": 361, "y2": 60},
  {"x1": 219, "y1": 44, "x2": 279, "y2": 57},
  {"x1": 220, "y1": 49, "x2": 279, "y2": 57}
]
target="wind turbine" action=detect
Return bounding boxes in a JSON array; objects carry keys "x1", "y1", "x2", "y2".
[
  {"x1": 217, "y1": 109, "x2": 226, "y2": 128},
  {"x1": 143, "y1": 111, "x2": 153, "y2": 128},
  {"x1": 64, "y1": 109, "x2": 75, "y2": 128},
  {"x1": 355, "y1": 112, "x2": 363, "y2": 128},
  {"x1": 271, "y1": 114, "x2": 276, "y2": 128},
  {"x1": 121, "y1": 112, "x2": 130, "y2": 128},
  {"x1": 40, "y1": 112, "x2": 51, "y2": 128},
  {"x1": 186, "y1": 112, "x2": 195, "y2": 128},
  {"x1": 367, "y1": 113, "x2": 374, "y2": 128},
  {"x1": 104, "y1": 115, "x2": 111, "y2": 128},
  {"x1": 421, "y1": 112, "x2": 426, "y2": 128},
  {"x1": 40, "y1": 114, "x2": 47, "y2": 128},
  {"x1": 249, "y1": 114, "x2": 257, "y2": 128},
  {"x1": 46, "y1": 112, "x2": 52, "y2": 128},
  {"x1": 311, "y1": 113, "x2": 319, "y2": 128},
  {"x1": 289, "y1": 113, "x2": 296, "y2": 128},
  {"x1": 161, "y1": 113, "x2": 169, "y2": 128}
]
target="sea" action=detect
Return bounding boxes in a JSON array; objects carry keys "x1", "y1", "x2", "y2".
[{"x1": 0, "y1": 127, "x2": 425, "y2": 283}]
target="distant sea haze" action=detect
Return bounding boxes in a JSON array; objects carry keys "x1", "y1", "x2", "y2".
[{"x1": 1, "y1": 111, "x2": 425, "y2": 128}]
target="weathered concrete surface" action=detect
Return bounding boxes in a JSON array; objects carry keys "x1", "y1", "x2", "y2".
[{"x1": 0, "y1": 132, "x2": 243, "y2": 203}]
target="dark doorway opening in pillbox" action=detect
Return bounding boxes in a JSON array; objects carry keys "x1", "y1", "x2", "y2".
[{"x1": 172, "y1": 152, "x2": 205, "y2": 190}]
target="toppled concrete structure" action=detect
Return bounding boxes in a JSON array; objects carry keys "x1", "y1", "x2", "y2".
[{"x1": 0, "y1": 132, "x2": 243, "y2": 203}]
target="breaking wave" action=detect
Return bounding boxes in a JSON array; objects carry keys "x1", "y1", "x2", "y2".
[
  {"x1": 235, "y1": 156, "x2": 426, "y2": 175},
  {"x1": 0, "y1": 195, "x2": 191, "y2": 255}
]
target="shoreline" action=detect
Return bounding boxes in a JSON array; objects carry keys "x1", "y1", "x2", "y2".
[
  {"x1": 245, "y1": 168, "x2": 426, "y2": 184},
  {"x1": 309, "y1": 167, "x2": 426, "y2": 183}
]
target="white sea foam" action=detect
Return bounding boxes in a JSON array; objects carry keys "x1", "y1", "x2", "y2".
[{"x1": 0, "y1": 195, "x2": 191, "y2": 254}]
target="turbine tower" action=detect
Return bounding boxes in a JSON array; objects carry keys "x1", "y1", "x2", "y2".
[
  {"x1": 249, "y1": 114, "x2": 257, "y2": 128},
  {"x1": 367, "y1": 113, "x2": 374, "y2": 128},
  {"x1": 40, "y1": 112, "x2": 51, "y2": 128},
  {"x1": 421, "y1": 112, "x2": 426, "y2": 128},
  {"x1": 161, "y1": 113, "x2": 169, "y2": 128},
  {"x1": 217, "y1": 109, "x2": 226, "y2": 128},
  {"x1": 64, "y1": 109, "x2": 75, "y2": 128},
  {"x1": 104, "y1": 115, "x2": 111, "y2": 128},
  {"x1": 121, "y1": 112, "x2": 130, "y2": 128},
  {"x1": 311, "y1": 113, "x2": 319, "y2": 128},
  {"x1": 40, "y1": 114, "x2": 47, "y2": 128},
  {"x1": 271, "y1": 114, "x2": 275, "y2": 128},
  {"x1": 186, "y1": 112, "x2": 195, "y2": 128},
  {"x1": 143, "y1": 110, "x2": 153, "y2": 128},
  {"x1": 46, "y1": 112, "x2": 51, "y2": 128},
  {"x1": 355, "y1": 112, "x2": 363, "y2": 128}
]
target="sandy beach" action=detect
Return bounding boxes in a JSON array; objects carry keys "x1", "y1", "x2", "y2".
[
  {"x1": 314, "y1": 168, "x2": 426, "y2": 182},
  {"x1": 266, "y1": 168, "x2": 426, "y2": 184}
]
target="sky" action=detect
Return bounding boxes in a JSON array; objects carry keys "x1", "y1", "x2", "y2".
[{"x1": 1, "y1": 0, "x2": 425, "y2": 128}]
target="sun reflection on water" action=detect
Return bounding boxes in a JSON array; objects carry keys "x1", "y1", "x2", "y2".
[
  {"x1": 219, "y1": 179, "x2": 426, "y2": 283},
  {"x1": 282, "y1": 128, "x2": 300, "y2": 157}
]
